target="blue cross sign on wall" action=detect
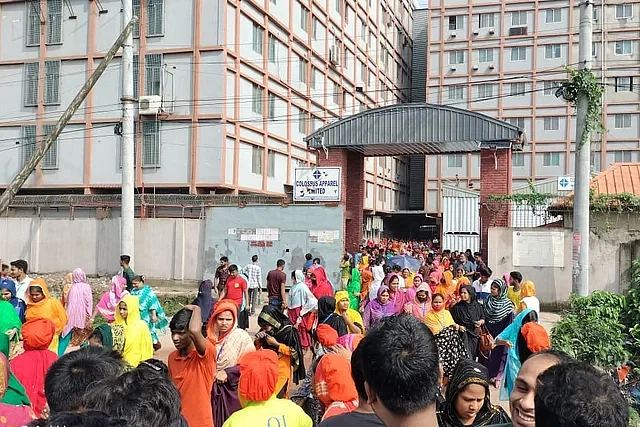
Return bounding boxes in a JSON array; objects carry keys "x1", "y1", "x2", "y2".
[
  {"x1": 559, "y1": 178, "x2": 569, "y2": 187},
  {"x1": 313, "y1": 170, "x2": 322, "y2": 180},
  {"x1": 557, "y1": 176, "x2": 575, "y2": 191}
]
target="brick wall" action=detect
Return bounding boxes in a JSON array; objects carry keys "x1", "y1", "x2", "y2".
[
  {"x1": 479, "y1": 148, "x2": 512, "y2": 258},
  {"x1": 317, "y1": 148, "x2": 364, "y2": 254}
]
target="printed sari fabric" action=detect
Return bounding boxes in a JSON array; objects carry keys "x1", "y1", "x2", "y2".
[{"x1": 130, "y1": 285, "x2": 168, "y2": 344}]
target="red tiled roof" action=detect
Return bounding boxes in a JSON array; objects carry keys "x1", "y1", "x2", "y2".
[{"x1": 590, "y1": 163, "x2": 640, "y2": 197}]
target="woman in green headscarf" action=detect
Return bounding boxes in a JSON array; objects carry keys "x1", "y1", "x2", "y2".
[
  {"x1": 346, "y1": 265, "x2": 361, "y2": 311},
  {"x1": 0, "y1": 333, "x2": 30, "y2": 406},
  {"x1": 0, "y1": 300, "x2": 22, "y2": 341},
  {"x1": 87, "y1": 324, "x2": 126, "y2": 353}
]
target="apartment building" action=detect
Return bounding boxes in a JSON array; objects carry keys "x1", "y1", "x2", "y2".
[
  {"x1": 417, "y1": 1, "x2": 640, "y2": 213},
  {"x1": 0, "y1": 0, "x2": 412, "y2": 213}
]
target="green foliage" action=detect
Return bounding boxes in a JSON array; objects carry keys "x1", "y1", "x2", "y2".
[
  {"x1": 557, "y1": 67, "x2": 605, "y2": 147},
  {"x1": 551, "y1": 291, "x2": 631, "y2": 368}
]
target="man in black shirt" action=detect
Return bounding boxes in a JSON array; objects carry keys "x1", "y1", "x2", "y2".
[
  {"x1": 214, "y1": 256, "x2": 229, "y2": 296},
  {"x1": 318, "y1": 344, "x2": 383, "y2": 427}
]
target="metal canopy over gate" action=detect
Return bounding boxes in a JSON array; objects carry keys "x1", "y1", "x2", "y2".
[{"x1": 304, "y1": 103, "x2": 524, "y2": 156}]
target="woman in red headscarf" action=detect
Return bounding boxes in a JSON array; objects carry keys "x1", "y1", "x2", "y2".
[
  {"x1": 10, "y1": 318, "x2": 58, "y2": 417},
  {"x1": 308, "y1": 267, "x2": 334, "y2": 300},
  {"x1": 207, "y1": 299, "x2": 255, "y2": 427}
]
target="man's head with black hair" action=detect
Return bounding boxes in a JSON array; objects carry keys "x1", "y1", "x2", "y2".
[
  {"x1": 44, "y1": 346, "x2": 124, "y2": 413},
  {"x1": 358, "y1": 314, "x2": 440, "y2": 425},
  {"x1": 535, "y1": 362, "x2": 629, "y2": 427},
  {"x1": 29, "y1": 411, "x2": 127, "y2": 427},
  {"x1": 83, "y1": 366, "x2": 182, "y2": 427}
]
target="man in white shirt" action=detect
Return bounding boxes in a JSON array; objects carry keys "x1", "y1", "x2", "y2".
[
  {"x1": 472, "y1": 266, "x2": 493, "y2": 304},
  {"x1": 10, "y1": 259, "x2": 33, "y2": 301},
  {"x1": 369, "y1": 257, "x2": 386, "y2": 301},
  {"x1": 243, "y1": 255, "x2": 262, "y2": 316}
]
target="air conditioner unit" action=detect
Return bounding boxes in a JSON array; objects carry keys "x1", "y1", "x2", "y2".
[
  {"x1": 472, "y1": 64, "x2": 479, "y2": 70},
  {"x1": 139, "y1": 95, "x2": 162, "y2": 115},
  {"x1": 489, "y1": 28, "x2": 495, "y2": 34},
  {"x1": 450, "y1": 31, "x2": 457, "y2": 38},
  {"x1": 488, "y1": 63, "x2": 495, "y2": 69},
  {"x1": 329, "y1": 45, "x2": 340, "y2": 66},
  {"x1": 473, "y1": 29, "x2": 479, "y2": 35},
  {"x1": 450, "y1": 65, "x2": 457, "y2": 71}
]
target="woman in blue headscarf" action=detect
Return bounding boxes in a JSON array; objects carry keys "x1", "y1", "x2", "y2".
[
  {"x1": 493, "y1": 308, "x2": 538, "y2": 401},
  {"x1": 0, "y1": 278, "x2": 26, "y2": 322}
]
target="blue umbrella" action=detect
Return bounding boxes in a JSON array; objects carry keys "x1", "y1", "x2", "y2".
[{"x1": 388, "y1": 255, "x2": 421, "y2": 272}]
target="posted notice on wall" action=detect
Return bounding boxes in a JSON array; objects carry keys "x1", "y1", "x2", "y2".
[
  {"x1": 310, "y1": 230, "x2": 340, "y2": 243},
  {"x1": 512, "y1": 230, "x2": 565, "y2": 268},
  {"x1": 228, "y1": 228, "x2": 280, "y2": 242},
  {"x1": 294, "y1": 168, "x2": 341, "y2": 202}
]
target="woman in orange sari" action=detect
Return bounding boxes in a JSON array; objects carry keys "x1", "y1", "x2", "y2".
[
  {"x1": 25, "y1": 278, "x2": 68, "y2": 354},
  {"x1": 435, "y1": 270, "x2": 458, "y2": 309},
  {"x1": 358, "y1": 269, "x2": 373, "y2": 311}
]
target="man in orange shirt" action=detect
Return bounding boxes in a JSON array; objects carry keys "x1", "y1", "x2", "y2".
[{"x1": 168, "y1": 304, "x2": 216, "y2": 427}]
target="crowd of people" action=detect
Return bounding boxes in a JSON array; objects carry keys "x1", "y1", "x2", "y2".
[{"x1": 0, "y1": 242, "x2": 631, "y2": 427}]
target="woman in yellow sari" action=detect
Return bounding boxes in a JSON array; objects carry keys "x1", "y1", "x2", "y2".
[
  {"x1": 113, "y1": 295, "x2": 153, "y2": 367},
  {"x1": 25, "y1": 278, "x2": 67, "y2": 353},
  {"x1": 334, "y1": 290, "x2": 365, "y2": 334}
]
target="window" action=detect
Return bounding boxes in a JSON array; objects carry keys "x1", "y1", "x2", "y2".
[
  {"x1": 478, "y1": 48, "x2": 493, "y2": 63},
  {"x1": 132, "y1": 0, "x2": 140, "y2": 38},
  {"x1": 142, "y1": 120, "x2": 160, "y2": 167},
  {"x1": 545, "y1": 8, "x2": 561, "y2": 23},
  {"x1": 616, "y1": 4, "x2": 633, "y2": 19},
  {"x1": 268, "y1": 35, "x2": 277, "y2": 63},
  {"x1": 448, "y1": 85, "x2": 464, "y2": 100},
  {"x1": 511, "y1": 10, "x2": 527, "y2": 26},
  {"x1": 543, "y1": 152, "x2": 560, "y2": 166},
  {"x1": 300, "y1": 7, "x2": 309, "y2": 32},
  {"x1": 591, "y1": 152, "x2": 601, "y2": 171},
  {"x1": 615, "y1": 40, "x2": 632, "y2": 55},
  {"x1": 513, "y1": 152, "x2": 525, "y2": 167},
  {"x1": 144, "y1": 54, "x2": 162, "y2": 96},
  {"x1": 336, "y1": 0, "x2": 342, "y2": 16},
  {"x1": 614, "y1": 113, "x2": 632, "y2": 128},
  {"x1": 266, "y1": 150, "x2": 277, "y2": 178},
  {"x1": 46, "y1": 0, "x2": 63, "y2": 44},
  {"x1": 543, "y1": 116, "x2": 560, "y2": 130},
  {"x1": 448, "y1": 16, "x2": 462, "y2": 31},
  {"x1": 251, "y1": 146, "x2": 263, "y2": 174},
  {"x1": 592, "y1": 42, "x2": 598, "y2": 57},
  {"x1": 133, "y1": 54, "x2": 140, "y2": 99},
  {"x1": 147, "y1": 0, "x2": 164, "y2": 36},
  {"x1": 543, "y1": 81, "x2": 560, "y2": 95},
  {"x1": 477, "y1": 84, "x2": 494, "y2": 99},
  {"x1": 510, "y1": 82, "x2": 526, "y2": 96},
  {"x1": 544, "y1": 44, "x2": 561, "y2": 59},
  {"x1": 23, "y1": 62, "x2": 39, "y2": 107},
  {"x1": 44, "y1": 60, "x2": 60, "y2": 105},
  {"x1": 448, "y1": 154, "x2": 463, "y2": 168},
  {"x1": 511, "y1": 47, "x2": 526, "y2": 61},
  {"x1": 313, "y1": 18, "x2": 319, "y2": 40},
  {"x1": 21, "y1": 125, "x2": 37, "y2": 166},
  {"x1": 593, "y1": 6, "x2": 599, "y2": 21},
  {"x1": 478, "y1": 13, "x2": 494, "y2": 28},
  {"x1": 26, "y1": 0, "x2": 40, "y2": 46},
  {"x1": 298, "y1": 56, "x2": 307, "y2": 83},
  {"x1": 332, "y1": 82, "x2": 340, "y2": 105},
  {"x1": 298, "y1": 109, "x2": 306, "y2": 133},
  {"x1": 359, "y1": 18, "x2": 366, "y2": 39},
  {"x1": 252, "y1": 23, "x2": 263, "y2": 55},
  {"x1": 508, "y1": 117, "x2": 525, "y2": 129},
  {"x1": 615, "y1": 77, "x2": 633, "y2": 92},
  {"x1": 449, "y1": 50, "x2": 465, "y2": 64},
  {"x1": 268, "y1": 93, "x2": 276, "y2": 120},
  {"x1": 252, "y1": 84, "x2": 263, "y2": 115},
  {"x1": 270, "y1": 0, "x2": 276, "y2": 4},
  {"x1": 42, "y1": 123, "x2": 59, "y2": 169},
  {"x1": 378, "y1": 186, "x2": 384, "y2": 202},
  {"x1": 310, "y1": 67, "x2": 316, "y2": 89},
  {"x1": 614, "y1": 150, "x2": 633, "y2": 162}
]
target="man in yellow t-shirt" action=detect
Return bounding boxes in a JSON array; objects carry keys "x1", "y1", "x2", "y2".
[
  {"x1": 223, "y1": 350, "x2": 312, "y2": 427},
  {"x1": 507, "y1": 271, "x2": 523, "y2": 311}
]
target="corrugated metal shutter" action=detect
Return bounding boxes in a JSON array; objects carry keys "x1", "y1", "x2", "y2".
[
  {"x1": 443, "y1": 235, "x2": 480, "y2": 253},
  {"x1": 410, "y1": 9, "x2": 428, "y2": 103},
  {"x1": 408, "y1": 156, "x2": 425, "y2": 210}
]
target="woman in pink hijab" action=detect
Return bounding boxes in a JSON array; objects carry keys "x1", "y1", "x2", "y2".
[
  {"x1": 94, "y1": 275, "x2": 128, "y2": 323},
  {"x1": 58, "y1": 268, "x2": 93, "y2": 355}
]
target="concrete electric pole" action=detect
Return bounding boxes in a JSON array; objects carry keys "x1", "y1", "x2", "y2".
[
  {"x1": 0, "y1": 16, "x2": 139, "y2": 216},
  {"x1": 572, "y1": 0, "x2": 593, "y2": 296},
  {"x1": 121, "y1": 0, "x2": 136, "y2": 267}
]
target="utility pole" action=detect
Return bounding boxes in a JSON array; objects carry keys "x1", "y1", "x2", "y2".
[
  {"x1": 572, "y1": 0, "x2": 593, "y2": 296},
  {"x1": 0, "y1": 16, "x2": 139, "y2": 215},
  {"x1": 121, "y1": 0, "x2": 136, "y2": 266}
]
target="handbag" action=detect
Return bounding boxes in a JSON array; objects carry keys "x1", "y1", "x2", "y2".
[{"x1": 477, "y1": 324, "x2": 494, "y2": 359}]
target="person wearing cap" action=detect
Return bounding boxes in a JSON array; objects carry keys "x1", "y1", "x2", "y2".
[{"x1": 222, "y1": 349, "x2": 312, "y2": 427}]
